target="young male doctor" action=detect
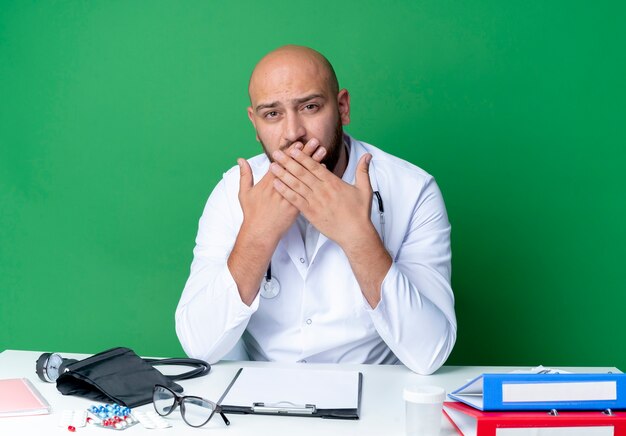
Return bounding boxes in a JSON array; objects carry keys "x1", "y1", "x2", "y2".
[{"x1": 175, "y1": 45, "x2": 456, "y2": 375}]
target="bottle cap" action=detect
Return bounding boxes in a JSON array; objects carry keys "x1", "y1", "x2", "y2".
[{"x1": 403, "y1": 385, "x2": 445, "y2": 403}]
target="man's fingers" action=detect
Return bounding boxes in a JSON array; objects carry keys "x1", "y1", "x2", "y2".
[
  {"x1": 284, "y1": 147, "x2": 329, "y2": 181},
  {"x1": 355, "y1": 153, "x2": 373, "y2": 193},
  {"x1": 312, "y1": 146, "x2": 326, "y2": 162},
  {"x1": 272, "y1": 149, "x2": 322, "y2": 187},
  {"x1": 289, "y1": 141, "x2": 304, "y2": 152},
  {"x1": 238, "y1": 158, "x2": 253, "y2": 195},
  {"x1": 272, "y1": 178, "x2": 310, "y2": 213},
  {"x1": 270, "y1": 162, "x2": 313, "y2": 197},
  {"x1": 302, "y1": 138, "x2": 325, "y2": 162}
]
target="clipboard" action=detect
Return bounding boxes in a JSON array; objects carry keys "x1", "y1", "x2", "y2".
[{"x1": 219, "y1": 367, "x2": 363, "y2": 419}]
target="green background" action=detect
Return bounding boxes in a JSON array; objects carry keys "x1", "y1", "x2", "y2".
[{"x1": 1, "y1": 1, "x2": 625, "y2": 369}]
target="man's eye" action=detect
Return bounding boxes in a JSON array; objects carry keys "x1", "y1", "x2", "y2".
[
  {"x1": 304, "y1": 104, "x2": 318, "y2": 111},
  {"x1": 265, "y1": 111, "x2": 279, "y2": 119}
]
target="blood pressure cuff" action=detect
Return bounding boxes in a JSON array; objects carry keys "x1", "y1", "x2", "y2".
[{"x1": 56, "y1": 346, "x2": 210, "y2": 407}]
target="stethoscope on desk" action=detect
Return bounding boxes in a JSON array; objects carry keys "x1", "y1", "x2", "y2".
[{"x1": 260, "y1": 190, "x2": 386, "y2": 299}]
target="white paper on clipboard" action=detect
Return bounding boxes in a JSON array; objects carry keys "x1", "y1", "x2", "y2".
[{"x1": 221, "y1": 367, "x2": 361, "y2": 410}]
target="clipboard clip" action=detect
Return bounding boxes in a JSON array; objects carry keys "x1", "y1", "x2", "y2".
[{"x1": 252, "y1": 401, "x2": 317, "y2": 415}]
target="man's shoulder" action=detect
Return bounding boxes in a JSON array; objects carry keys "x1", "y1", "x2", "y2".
[
  {"x1": 221, "y1": 153, "x2": 268, "y2": 181},
  {"x1": 353, "y1": 137, "x2": 434, "y2": 183}
]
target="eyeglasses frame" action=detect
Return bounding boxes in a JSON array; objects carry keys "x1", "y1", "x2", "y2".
[{"x1": 152, "y1": 384, "x2": 230, "y2": 427}]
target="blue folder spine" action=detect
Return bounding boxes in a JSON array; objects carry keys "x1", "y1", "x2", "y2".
[{"x1": 482, "y1": 373, "x2": 626, "y2": 411}]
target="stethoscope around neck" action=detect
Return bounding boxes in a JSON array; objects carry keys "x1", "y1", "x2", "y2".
[{"x1": 260, "y1": 188, "x2": 386, "y2": 299}]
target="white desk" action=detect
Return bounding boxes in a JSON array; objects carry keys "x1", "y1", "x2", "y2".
[{"x1": 0, "y1": 350, "x2": 619, "y2": 435}]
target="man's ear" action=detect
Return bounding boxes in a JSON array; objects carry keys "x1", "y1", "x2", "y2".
[
  {"x1": 247, "y1": 106, "x2": 260, "y2": 142},
  {"x1": 337, "y1": 89, "x2": 351, "y2": 126}
]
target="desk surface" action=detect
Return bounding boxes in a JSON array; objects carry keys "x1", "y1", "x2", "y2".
[{"x1": 0, "y1": 350, "x2": 619, "y2": 435}]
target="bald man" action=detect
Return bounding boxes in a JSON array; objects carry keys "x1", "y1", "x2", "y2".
[{"x1": 176, "y1": 46, "x2": 456, "y2": 375}]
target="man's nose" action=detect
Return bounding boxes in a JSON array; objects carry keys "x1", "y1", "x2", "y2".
[{"x1": 283, "y1": 112, "x2": 306, "y2": 144}]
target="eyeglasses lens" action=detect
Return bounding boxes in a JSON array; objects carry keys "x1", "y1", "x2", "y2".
[
  {"x1": 181, "y1": 397, "x2": 215, "y2": 427},
  {"x1": 153, "y1": 386, "x2": 176, "y2": 416}
]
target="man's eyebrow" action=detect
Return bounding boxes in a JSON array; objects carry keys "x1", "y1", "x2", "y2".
[
  {"x1": 255, "y1": 101, "x2": 280, "y2": 112},
  {"x1": 292, "y1": 93, "x2": 325, "y2": 105},
  {"x1": 254, "y1": 94, "x2": 326, "y2": 113}
]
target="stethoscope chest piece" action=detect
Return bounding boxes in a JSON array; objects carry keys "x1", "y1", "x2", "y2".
[{"x1": 261, "y1": 276, "x2": 280, "y2": 299}]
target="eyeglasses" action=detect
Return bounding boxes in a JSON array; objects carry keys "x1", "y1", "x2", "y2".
[{"x1": 152, "y1": 384, "x2": 230, "y2": 428}]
